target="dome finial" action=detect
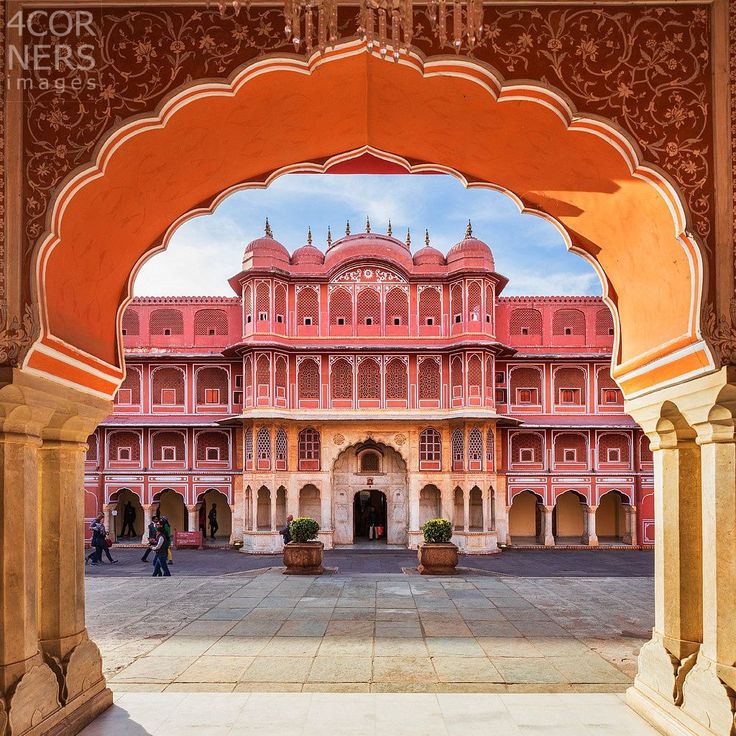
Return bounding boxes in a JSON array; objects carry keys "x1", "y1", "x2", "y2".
[
  {"x1": 345, "y1": 219, "x2": 351, "y2": 236},
  {"x1": 327, "y1": 225, "x2": 332, "y2": 246},
  {"x1": 264, "y1": 217, "x2": 273, "y2": 238},
  {"x1": 387, "y1": 219, "x2": 392, "y2": 237},
  {"x1": 465, "y1": 219, "x2": 473, "y2": 239},
  {"x1": 307, "y1": 226, "x2": 312, "y2": 245},
  {"x1": 365, "y1": 215, "x2": 371, "y2": 233},
  {"x1": 425, "y1": 229, "x2": 430, "y2": 247},
  {"x1": 406, "y1": 227, "x2": 411, "y2": 248}
]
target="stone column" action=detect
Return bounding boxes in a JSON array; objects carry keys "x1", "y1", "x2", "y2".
[
  {"x1": 320, "y1": 484, "x2": 331, "y2": 531},
  {"x1": 504, "y1": 506, "x2": 512, "y2": 545},
  {"x1": 623, "y1": 505, "x2": 636, "y2": 545},
  {"x1": 187, "y1": 505, "x2": 198, "y2": 534},
  {"x1": 582, "y1": 505, "x2": 598, "y2": 546},
  {"x1": 681, "y1": 416, "x2": 736, "y2": 733},
  {"x1": 440, "y1": 481, "x2": 453, "y2": 525},
  {"x1": 270, "y1": 489, "x2": 277, "y2": 532},
  {"x1": 542, "y1": 505, "x2": 554, "y2": 547},
  {"x1": 251, "y1": 486, "x2": 258, "y2": 531},
  {"x1": 408, "y1": 475, "x2": 420, "y2": 532},
  {"x1": 463, "y1": 490, "x2": 470, "y2": 533},
  {"x1": 143, "y1": 504, "x2": 155, "y2": 535},
  {"x1": 102, "y1": 503, "x2": 115, "y2": 542}
]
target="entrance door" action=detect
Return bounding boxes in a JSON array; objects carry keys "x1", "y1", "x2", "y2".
[{"x1": 353, "y1": 490, "x2": 387, "y2": 542}]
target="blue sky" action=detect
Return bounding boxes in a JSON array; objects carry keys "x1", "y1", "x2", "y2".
[{"x1": 133, "y1": 174, "x2": 601, "y2": 297}]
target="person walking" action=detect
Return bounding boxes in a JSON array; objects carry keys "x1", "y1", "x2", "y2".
[
  {"x1": 161, "y1": 515, "x2": 174, "y2": 565},
  {"x1": 97, "y1": 517, "x2": 118, "y2": 563},
  {"x1": 120, "y1": 501, "x2": 137, "y2": 538},
  {"x1": 150, "y1": 521, "x2": 172, "y2": 577},
  {"x1": 86, "y1": 513, "x2": 105, "y2": 565},
  {"x1": 279, "y1": 514, "x2": 294, "y2": 545},
  {"x1": 208, "y1": 503, "x2": 219, "y2": 540},
  {"x1": 141, "y1": 515, "x2": 158, "y2": 562}
]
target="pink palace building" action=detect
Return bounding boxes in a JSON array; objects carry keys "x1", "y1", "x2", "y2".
[{"x1": 84, "y1": 221, "x2": 654, "y2": 553}]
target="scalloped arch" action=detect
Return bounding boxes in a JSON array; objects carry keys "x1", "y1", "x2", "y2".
[{"x1": 25, "y1": 40, "x2": 714, "y2": 399}]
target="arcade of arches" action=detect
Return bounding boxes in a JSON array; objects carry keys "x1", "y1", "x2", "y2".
[{"x1": 0, "y1": 2, "x2": 735, "y2": 736}]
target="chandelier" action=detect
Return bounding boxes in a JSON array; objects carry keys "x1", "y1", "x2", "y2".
[{"x1": 283, "y1": 0, "x2": 486, "y2": 57}]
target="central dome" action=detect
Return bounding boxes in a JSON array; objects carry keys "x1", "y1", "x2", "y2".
[{"x1": 325, "y1": 229, "x2": 413, "y2": 270}]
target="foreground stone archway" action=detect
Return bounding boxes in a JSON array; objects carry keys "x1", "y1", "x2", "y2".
[{"x1": 0, "y1": 2, "x2": 735, "y2": 734}]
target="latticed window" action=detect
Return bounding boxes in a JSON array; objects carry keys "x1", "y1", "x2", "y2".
[
  {"x1": 256, "y1": 355, "x2": 270, "y2": 391},
  {"x1": 597, "y1": 366, "x2": 620, "y2": 404},
  {"x1": 122, "y1": 310, "x2": 139, "y2": 336},
  {"x1": 330, "y1": 288, "x2": 352, "y2": 325},
  {"x1": 467, "y1": 355, "x2": 482, "y2": 397},
  {"x1": 298, "y1": 428, "x2": 320, "y2": 464},
  {"x1": 554, "y1": 433, "x2": 587, "y2": 463},
  {"x1": 196, "y1": 431, "x2": 228, "y2": 462},
  {"x1": 150, "y1": 308, "x2": 183, "y2": 335},
  {"x1": 357, "y1": 359, "x2": 380, "y2": 400},
  {"x1": 468, "y1": 428, "x2": 483, "y2": 462},
  {"x1": 385, "y1": 358, "x2": 407, "y2": 401},
  {"x1": 510, "y1": 308, "x2": 542, "y2": 336},
  {"x1": 485, "y1": 356, "x2": 493, "y2": 395},
  {"x1": 153, "y1": 431, "x2": 185, "y2": 462},
  {"x1": 115, "y1": 367, "x2": 141, "y2": 405},
  {"x1": 298, "y1": 359, "x2": 320, "y2": 400},
  {"x1": 86, "y1": 434, "x2": 98, "y2": 462},
  {"x1": 275, "y1": 428, "x2": 287, "y2": 468},
  {"x1": 418, "y1": 359, "x2": 441, "y2": 401},
  {"x1": 357, "y1": 288, "x2": 380, "y2": 325},
  {"x1": 419, "y1": 428, "x2": 441, "y2": 463},
  {"x1": 640, "y1": 435, "x2": 653, "y2": 462},
  {"x1": 450, "y1": 282, "x2": 464, "y2": 322},
  {"x1": 552, "y1": 308, "x2": 586, "y2": 336},
  {"x1": 467, "y1": 282, "x2": 482, "y2": 321},
  {"x1": 486, "y1": 428, "x2": 494, "y2": 465},
  {"x1": 275, "y1": 356, "x2": 288, "y2": 399},
  {"x1": 243, "y1": 284, "x2": 252, "y2": 324},
  {"x1": 451, "y1": 429, "x2": 465, "y2": 468},
  {"x1": 255, "y1": 283, "x2": 270, "y2": 320},
  {"x1": 599, "y1": 433, "x2": 630, "y2": 464},
  {"x1": 331, "y1": 359, "x2": 353, "y2": 400},
  {"x1": 555, "y1": 367, "x2": 586, "y2": 405},
  {"x1": 418, "y1": 287, "x2": 441, "y2": 326},
  {"x1": 109, "y1": 431, "x2": 140, "y2": 462},
  {"x1": 152, "y1": 367, "x2": 185, "y2": 405},
  {"x1": 257, "y1": 427, "x2": 271, "y2": 462},
  {"x1": 244, "y1": 427, "x2": 253, "y2": 466},
  {"x1": 360, "y1": 452, "x2": 379, "y2": 472},
  {"x1": 509, "y1": 367, "x2": 542, "y2": 405},
  {"x1": 450, "y1": 356, "x2": 463, "y2": 400},
  {"x1": 485, "y1": 284, "x2": 493, "y2": 324},
  {"x1": 244, "y1": 357, "x2": 253, "y2": 392},
  {"x1": 297, "y1": 287, "x2": 319, "y2": 326},
  {"x1": 596, "y1": 308, "x2": 614, "y2": 336},
  {"x1": 274, "y1": 284, "x2": 287, "y2": 323},
  {"x1": 196, "y1": 367, "x2": 228, "y2": 405},
  {"x1": 511, "y1": 433, "x2": 543, "y2": 464},
  {"x1": 385, "y1": 287, "x2": 408, "y2": 326},
  {"x1": 194, "y1": 309, "x2": 228, "y2": 336}
]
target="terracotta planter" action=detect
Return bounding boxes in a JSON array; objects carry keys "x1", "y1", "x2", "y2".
[
  {"x1": 417, "y1": 542, "x2": 459, "y2": 575},
  {"x1": 283, "y1": 541, "x2": 325, "y2": 575}
]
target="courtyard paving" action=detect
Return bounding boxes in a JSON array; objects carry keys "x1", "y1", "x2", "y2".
[{"x1": 87, "y1": 549, "x2": 653, "y2": 694}]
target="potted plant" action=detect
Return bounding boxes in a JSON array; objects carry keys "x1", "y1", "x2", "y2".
[
  {"x1": 417, "y1": 518, "x2": 458, "y2": 575},
  {"x1": 283, "y1": 517, "x2": 324, "y2": 575}
]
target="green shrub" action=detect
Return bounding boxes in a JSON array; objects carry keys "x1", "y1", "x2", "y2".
[
  {"x1": 289, "y1": 517, "x2": 320, "y2": 543},
  {"x1": 421, "y1": 518, "x2": 453, "y2": 544}
]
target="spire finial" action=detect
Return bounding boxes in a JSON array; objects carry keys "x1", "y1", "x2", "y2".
[
  {"x1": 365, "y1": 215, "x2": 371, "y2": 233},
  {"x1": 425, "y1": 229, "x2": 430, "y2": 247},
  {"x1": 264, "y1": 217, "x2": 273, "y2": 238},
  {"x1": 307, "y1": 226, "x2": 312, "y2": 245},
  {"x1": 387, "y1": 219, "x2": 392, "y2": 237},
  {"x1": 345, "y1": 219, "x2": 351, "y2": 236},
  {"x1": 406, "y1": 227, "x2": 411, "y2": 248},
  {"x1": 327, "y1": 225, "x2": 332, "y2": 246},
  {"x1": 465, "y1": 219, "x2": 472, "y2": 239}
]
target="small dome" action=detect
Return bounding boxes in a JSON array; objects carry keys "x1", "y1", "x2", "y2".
[
  {"x1": 243, "y1": 221, "x2": 290, "y2": 263},
  {"x1": 446, "y1": 222, "x2": 494, "y2": 269},
  {"x1": 292, "y1": 243, "x2": 325, "y2": 266},
  {"x1": 413, "y1": 245, "x2": 445, "y2": 266}
]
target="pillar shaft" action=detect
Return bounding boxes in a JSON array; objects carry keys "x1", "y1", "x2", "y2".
[
  {"x1": 38, "y1": 438, "x2": 88, "y2": 661},
  {"x1": 543, "y1": 505, "x2": 554, "y2": 547},
  {"x1": 463, "y1": 492, "x2": 470, "y2": 532},
  {"x1": 583, "y1": 506, "x2": 598, "y2": 546},
  {"x1": 187, "y1": 505, "x2": 198, "y2": 534}
]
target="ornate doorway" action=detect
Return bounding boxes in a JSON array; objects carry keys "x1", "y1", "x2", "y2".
[{"x1": 353, "y1": 490, "x2": 388, "y2": 543}]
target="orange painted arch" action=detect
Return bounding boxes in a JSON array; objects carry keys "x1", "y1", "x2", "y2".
[{"x1": 26, "y1": 41, "x2": 714, "y2": 399}]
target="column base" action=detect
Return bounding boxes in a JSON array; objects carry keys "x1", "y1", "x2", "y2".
[
  {"x1": 634, "y1": 634, "x2": 699, "y2": 707},
  {"x1": 681, "y1": 652, "x2": 736, "y2": 735}
]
